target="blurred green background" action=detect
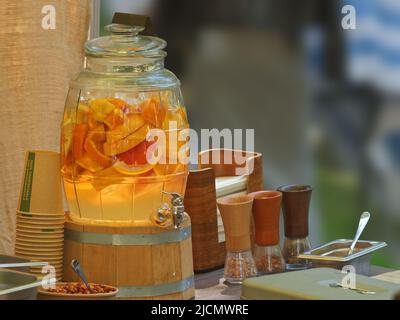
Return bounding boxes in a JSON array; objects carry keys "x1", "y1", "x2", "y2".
[{"x1": 98, "y1": 0, "x2": 400, "y2": 269}]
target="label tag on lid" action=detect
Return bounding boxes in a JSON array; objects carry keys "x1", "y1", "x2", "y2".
[{"x1": 112, "y1": 12, "x2": 154, "y2": 36}]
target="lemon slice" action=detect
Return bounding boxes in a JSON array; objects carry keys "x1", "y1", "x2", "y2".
[{"x1": 112, "y1": 161, "x2": 155, "y2": 176}]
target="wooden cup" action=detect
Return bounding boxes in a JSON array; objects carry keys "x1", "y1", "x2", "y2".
[
  {"x1": 217, "y1": 195, "x2": 253, "y2": 252},
  {"x1": 277, "y1": 185, "x2": 312, "y2": 239},
  {"x1": 249, "y1": 191, "x2": 282, "y2": 246}
]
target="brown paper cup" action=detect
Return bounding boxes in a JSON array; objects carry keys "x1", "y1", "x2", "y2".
[
  {"x1": 15, "y1": 237, "x2": 64, "y2": 244},
  {"x1": 16, "y1": 236, "x2": 64, "y2": 243},
  {"x1": 217, "y1": 195, "x2": 253, "y2": 252},
  {"x1": 15, "y1": 248, "x2": 62, "y2": 256},
  {"x1": 30, "y1": 263, "x2": 63, "y2": 270},
  {"x1": 249, "y1": 191, "x2": 282, "y2": 246},
  {"x1": 17, "y1": 211, "x2": 65, "y2": 220},
  {"x1": 17, "y1": 151, "x2": 63, "y2": 214},
  {"x1": 16, "y1": 217, "x2": 65, "y2": 226},
  {"x1": 15, "y1": 253, "x2": 63, "y2": 264},
  {"x1": 16, "y1": 231, "x2": 64, "y2": 239},
  {"x1": 15, "y1": 244, "x2": 63, "y2": 252}
]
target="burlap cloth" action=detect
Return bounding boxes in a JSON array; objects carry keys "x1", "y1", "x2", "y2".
[{"x1": 0, "y1": 1, "x2": 91, "y2": 254}]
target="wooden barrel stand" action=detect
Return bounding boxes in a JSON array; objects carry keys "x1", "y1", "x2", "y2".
[{"x1": 63, "y1": 214, "x2": 194, "y2": 300}]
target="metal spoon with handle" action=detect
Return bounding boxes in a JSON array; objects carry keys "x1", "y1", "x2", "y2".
[
  {"x1": 71, "y1": 259, "x2": 92, "y2": 293},
  {"x1": 348, "y1": 211, "x2": 370, "y2": 255},
  {"x1": 329, "y1": 282, "x2": 376, "y2": 295}
]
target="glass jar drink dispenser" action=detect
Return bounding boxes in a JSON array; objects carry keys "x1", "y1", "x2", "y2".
[{"x1": 61, "y1": 23, "x2": 189, "y2": 226}]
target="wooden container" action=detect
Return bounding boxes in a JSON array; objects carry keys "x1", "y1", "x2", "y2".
[
  {"x1": 184, "y1": 149, "x2": 263, "y2": 272},
  {"x1": 38, "y1": 283, "x2": 118, "y2": 300},
  {"x1": 63, "y1": 214, "x2": 194, "y2": 300}
]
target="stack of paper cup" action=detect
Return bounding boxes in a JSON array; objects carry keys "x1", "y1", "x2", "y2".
[{"x1": 15, "y1": 151, "x2": 65, "y2": 280}]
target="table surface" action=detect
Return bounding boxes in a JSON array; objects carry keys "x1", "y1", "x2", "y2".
[{"x1": 193, "y1": 266, "x2": 396, "y2": 300}]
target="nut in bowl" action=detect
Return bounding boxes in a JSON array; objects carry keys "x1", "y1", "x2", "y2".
[{"x1": 38, "y1": 282, "x2": 118, "y2": 300}]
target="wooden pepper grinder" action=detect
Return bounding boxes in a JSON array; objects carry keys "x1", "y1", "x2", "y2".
[
  {"x1": 277, "y1": 184, "x2": 312, "y2": 270},
  {"x1": 249, "y1": 191, "x2": 285, "y2": 274},
  {"x1": 217, "y1": 195, "x2": 257, "y2": 284}
]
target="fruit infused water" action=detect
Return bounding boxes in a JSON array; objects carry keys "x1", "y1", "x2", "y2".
[{"x1": 61, "y1": 94, "x2": 189, "y2": 225}]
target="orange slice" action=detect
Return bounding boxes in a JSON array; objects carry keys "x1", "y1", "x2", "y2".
[
  {"x1": 103, "y1": 108, "x2": 124, "y2": 130},
  {"x1": 86, "y1": 124, "x2": 106, "y2": 142},
  {"x1": 116, "y1": 140, "x2": 153, "y2": 166},
  {"x1": 104, "y1": 124, "x2": 150, "y2": 156},
  {"x1": 87, "y1": 124, "x2": 106, "y2": 142},
  {"x1": 72, "y1": 123, "x2": 88, "y2": 160},
  {"x1": 87, "y1": 110, "x2": 100, "y2": 130},
  {"x1": 113, "y1": 161, "x2": 155, "y2": 176},
  {"x1": 82, "y1": 124, "x2": 111, "y2": 169},
  {"x1": 106, "y1": 113, "x2": 146, "y2": 143},
  {"x1": 76, "y1": 154, "x2": 105, "y2": 173},
  {"x1": 89, "y1": 99, "x2": 116, "y2": 122},
  {"x1": 84, "y1": 139, "x2": 112, "y2": 168},
  {"x1": 108, "y1": 98, "x2": 130, "y2": 109},
  {"x1": 141, "y1": 98, "x2": 167, "y2": 128}
]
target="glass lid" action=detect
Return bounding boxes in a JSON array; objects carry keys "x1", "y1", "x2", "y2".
[{"x1": 85, "y1": 23, "x2": 167, "y2": 58}]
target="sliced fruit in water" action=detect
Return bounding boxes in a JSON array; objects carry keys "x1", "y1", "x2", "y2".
[
  {"x1": 104, "y1": 124, "x2": 150, "y2": 156},
  {"x1": 116, "y1": 140, "x2": 154, "y2": 166},
  {"x1": 106, "y1": 113, "x2": 146, "y2": 143},
  {"x1": 72, "y1": 123, "x2": 88, "y2": 160},
  {"x1": 84, "y1": 139, "x2": 112, "y2": 168},
  {"x1": 86, "y1": 124, "x2": 106, "y2": 142},
  {"x1": 90, "y1": 98, "x2": 116, "y2": 122},
  {"x1": 76, "y1": 153, "x2": 106, "y2": 173},
  {"x1": 141, "y1": 98, "x2": 167, "y2": 128},
  {"x1": 113, "y1": 140, "x2": 158, "y2": 176},
  {"x1": 104, "y1": 108, "x2": 124, "y2": 130},
  {"x1": 107, "y1": 98, "x2": 133, "y2": 111},
  {"x1": 113, "y1": 160, "x2": 155, "y2": 176}
]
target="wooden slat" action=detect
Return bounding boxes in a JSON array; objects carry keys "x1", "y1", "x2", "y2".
[{"x1": 186, "y1": 149, "x2": 263, "y2": 272}]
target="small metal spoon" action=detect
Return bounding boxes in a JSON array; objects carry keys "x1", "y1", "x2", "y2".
[
  {"x1": 71, "y1": 259, "x2": 92, "y2": 293},
  {"x1": 348, "y1": 212, "x2": 370, "y2": 255},
  {"x1": 329, "y1": 282, "x2": 376, "y2": 295}
]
